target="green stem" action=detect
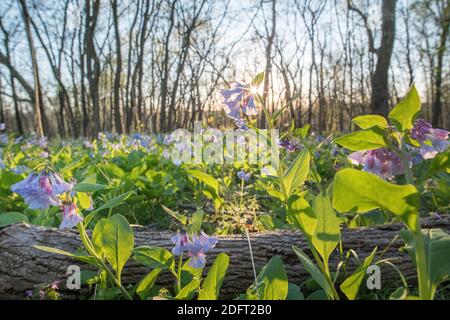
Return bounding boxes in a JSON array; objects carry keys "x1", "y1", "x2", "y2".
[
  {"x1": 176, "y1": 254, "x2": 183, "y2": 294},
  {"x1": 399, "y1": 137, "x2": 430, "y2": 300}
]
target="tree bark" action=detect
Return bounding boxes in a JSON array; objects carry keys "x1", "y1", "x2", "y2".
[{"x1": 0, "y1": 216, "x2": 449, "y2": 299}]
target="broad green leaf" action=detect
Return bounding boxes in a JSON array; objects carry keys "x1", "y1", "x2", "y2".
[
  {"x1": 92, "y1": 218, "x2": 108, "y2": 255},
  {"x1": 352, "y1": 115, "x2": 388, "y2": 129},
  {"x1": 74, "y1": 182, "x2": 108, "y2": 193},
  {"x1": 333, "y1": 169, "x2": 419, "y2": 232},
  {"x1": 133, "y1": 246, "x2": 175, "y2": 274},
  {"x1": 296, "y1": 124, "x2": 311, "y2": 138},
  {"x1": 101, "y1": 214, "x2": 134, "y2": 278},
  {"x1": 0, "y1": 212, "x2": 29, "y2": 227},
  {"x1": 311, "y1": 194, "x2": 340, "y2": 265},
  {"x1": 286, "y1": 283, "x2": 304, "y2": 300},
  {"x1": 388, "y1": 85, "x2": 421, "y2": 132},
  {"x1": 401, "y1": 228, "x2": 450, "y2": 298},
  {"x1": 334, "y1": 127, "x2": 388, "y2": 151},
  {"x1": 251, "y1": 71, "x2": 265, "y2": 87},
  {"x1": 187, "y1": 170, "x2": 220, "y2": 195},
  {"x1": 198, "y1": 253, "x2": 229, "y2": 300},
  {"x1": 190, "y1": 210, "x2": 204, "y2": 233},
  {"x1": 287, "y1": 196, "x2": 317, "y2": 242},
  {"x1": 247, "y1": 256, "x2": 288, "y2": 300},
  {"x1": 76, "y1": 192, "x2": 93, "y2": 210},
  {"x1": 340, "y1": 247, "x2": 377, "y2": 300},
  {"x1": 161, "y1": 205, "x2": 187, "y2": 225},
  {"x1": 176, "y1": 278, "x2": 200, "y2": 300},
  {"x1": 283, "y1": 149, "x2": 310, "y2": 198},
  {"x1": 135, "y1": 268, "x2": 161, "y2": 300},
  {"x1": 292, "y1": 246, "x2": 333, "y2": 300}
]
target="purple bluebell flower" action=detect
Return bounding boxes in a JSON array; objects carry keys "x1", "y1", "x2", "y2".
[
  {"x1": 278, "y1": 138, "x2": 302, "y2": 152},
  {"x1": 25, "y1": 290, "x2": 33, "y2": 298},
  {"x1": 348, "y1": 148, "x2": 404, "y2": 180},
  {"x1": 411, "y1": 119, "x2": 449, "y2": 159},
  {"x1": 0, "y1": 123, "x2": 5, "y2": 131},
  {"x1": 187, "y1": 232, "x2": 218, "y2": 268},
  {"x1": 237, "y1": 170, "x2": 251, "y2": 181},
  {"x1": 40, "y1": 151, "x2": 49, "y2": 158},
  {"x1": 196, "y1": 231, "x2": 218, "y2": 253},
  {"x1": 220, "y1": 82, "x2": 246, "y2": 120},
  {"x1": 171, "y1": 231, "x2": 191, "y2": 256},
  {"x1": 221, "y1": 82, "x2": 258, "y2": 129},
  {"x1": 187, "y1": 238, "x2": 207, "y2": 268},
  {"x1": 11, "y1": 171, "x2": 73, "y2": 209},
  {"x1": 59, "y1": 202, "x2": 83, "y2": 229}
]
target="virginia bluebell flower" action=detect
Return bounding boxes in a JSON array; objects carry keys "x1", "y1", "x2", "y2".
[
  {"x1": 278, "y1": 138, "x2": 302, "y2": 152},
  {"x1": 187, "y1": 232, "x2": 218, "y2": 268},
  {"x1": 59, "y1": 202, "x2": 83, "y2": 229},
  {"x1": 221, "y1": 82, "x2": 258, "y2": 127},
  {"x1": 411, "y1": 119, "x2": 449, "y2": 159},
  {"x1": 348, "y1": 148, "x2": 404, "y2": 180},
  {"x1": 237, "y1": 170, "x2": 251, "y2": 181},
  {"x1": 11, "y1": 171, "x2": 73, "y2": 209},
  {"x1": 171, "y1": 231, "x2": 191, "y2": 256}
]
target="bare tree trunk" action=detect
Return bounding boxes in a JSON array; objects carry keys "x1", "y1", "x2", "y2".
[
  {"x1": 19, "y1": 0, "x2": 47, "y2": 137},
  {"x1": 111, "y1": 0, "x2": 123, "y2": 134},
  {"x1": 349, "y1": 0, "x2": 397, "y2": 117},
  {"x1": 432, "y1": 3, "x2": 450, "y2": 127}
]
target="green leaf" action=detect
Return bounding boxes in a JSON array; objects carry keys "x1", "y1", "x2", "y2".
[
  {"x1": 283, "y1": 149, "x2": 310, "y2": 198},
  {"x1": 198, "y1": 253, "x2": 229, "y2": 300},
  {"x1": 334, "y1": 127, "x2": 388, "y2": 151},
  {"x1": 74, "y1": 182, "x2": 108, "y2": 193},
  {"x1": 76, "y1": 192, "x2": 93, "y2": 210},
  {"x1": 135, "y1": 268, "x2": 161, "y2": 300},
  {"x1": 161, "y1": 205, "x2": 187, "y2": 225},
  {"x1": 352, "y1": 115, "x2": 388, "y2": 129},
  {"x1": 0, "y1": 212, "x2": 29, "y2": 227},
  {"x1": 287, "y1": 196, "x2": 317, "y2": 242},
  {"x1": 101, "y1": 214, "x2": 134, "y2": 278},
  {"x1": 34, "y1": 245, "x2": 96, "y2": 265},
  {"x1": 388, "y1": 85, "x2": 421, "y2": 132},
  {"x1": 247, "y1": 256, "x2": 288, "y2": 300},
  {"x1": 401, "y1": 228, "x2": 450, "y2": 297},
  {"x1": 251, "y1": 71, "x2": 265, "y2": 87},
  {"x1": 286, "y1": 283, "x2": 304, "y2": 300},
  {"x1": 292, "y1": 246, "x2": 333, "y2": 300},
  {"x1": 311, "y1": 194, "x2": 340, "y2": 265},
  {"x1": 188, "y1": 170, "x2": 220, "y2": 195},
  {"x1": 333, "y1": 169, "x2": 419, "y2": 232},
  {"x1": 133, "y1": 246, "x2": 175, "y2": 274},
  {"x1": 176, "y1": 278, "x2": 200, "y2": 300},
  {"x1": 340, "y1": 247, "x2": 377, "y2": 300},
  {"x1": 189, "y1": 210, "x2": 204, "y2": 233},
  {"x1": 92, "y1": 218, "x2": 108, "y2": 255}
]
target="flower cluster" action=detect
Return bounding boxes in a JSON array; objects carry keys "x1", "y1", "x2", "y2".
[
  {"x1": 237, "y1": 170, "x2": 251, "y2": 181},
  {"x1": 220, "y1": 82, "x2": 258, "y2": 129},
  {"x1": 59, "y1": 202, "x2": 83, "y2": 229},
  {"x1": 11, "y1": 171, "x2": 73, "y2": 209},
  {"x1": 171, "y1": 230, "x2": 218, "y2": 268},
  {"x1": 411, "y1": 119, "x2": 449, "y2": 159},
  {"x1": 348, "y1": 148, "x2": 404, "y2": 180},
  {"x1": 278, "y1": 138, "x2": 302, "y2": 152}
]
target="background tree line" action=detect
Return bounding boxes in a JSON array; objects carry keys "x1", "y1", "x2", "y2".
[{"x1": 0, "y1": 0, "x2": 448, "y2": 138}]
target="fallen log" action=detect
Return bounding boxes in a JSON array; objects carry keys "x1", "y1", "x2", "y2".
[{"x1": 1, "y1": 216, "x2": 449, "y2": 299}]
